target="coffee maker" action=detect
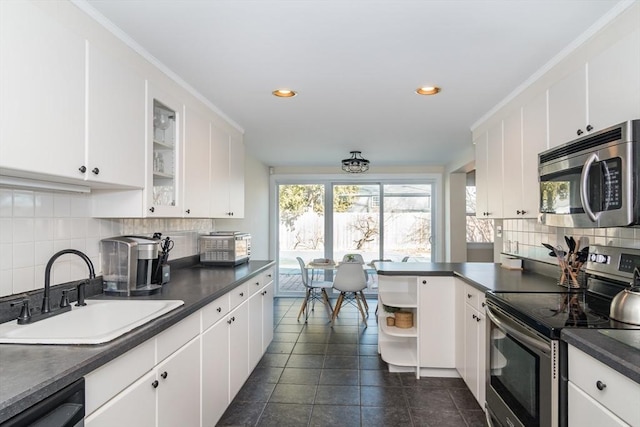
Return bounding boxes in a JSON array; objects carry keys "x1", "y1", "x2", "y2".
[{"x1": 100, "y1": 236, "x2": 162, "y2": 296}]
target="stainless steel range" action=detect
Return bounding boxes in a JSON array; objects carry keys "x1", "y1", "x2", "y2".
[{"x1": 485, "y1": 245, "x2": 640, "y2": 427}]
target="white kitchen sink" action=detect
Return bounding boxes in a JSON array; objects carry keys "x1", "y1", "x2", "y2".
[{"x1": 0, "y1": 299, "x2": 184, "y2": 345}]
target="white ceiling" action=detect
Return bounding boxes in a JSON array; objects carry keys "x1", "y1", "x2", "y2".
[{"x1": 83, "y1": 0, "x2": 623, "y2": 169}]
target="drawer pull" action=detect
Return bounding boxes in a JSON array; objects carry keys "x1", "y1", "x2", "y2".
[
  {"x1": 152, "y1": 380, "x2": 159, "y2": 389},
  {"x1": 161, "y1": 371, "x2": 168, "y2": 379},
  {"x1": 217, "y1": 307, "x2": 222, "y2": 313},
  {"x1": 596, "y1": 380, "x2": 606, "y2": 391},
  {"x1": 240, "y1": 292, "x2": 244, "y2": 297},
  {"x1": 467, "y1": 294, "x2": 472, "y2": 299}
]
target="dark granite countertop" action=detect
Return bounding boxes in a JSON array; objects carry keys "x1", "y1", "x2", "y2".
[
  {"x1": 375, "y1": 262, "x2": 562, "y2": 293},
  {"x1": 561, "y1": 329, "x2": 640, "y2": 384},
  {"x1": 0, "y1": 260, "x2": 274, "y2": 424}
]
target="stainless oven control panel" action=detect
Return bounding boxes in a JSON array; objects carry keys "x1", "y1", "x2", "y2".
[{"x1": 587, "y1": 245, "x2": 640, "y2": 281}]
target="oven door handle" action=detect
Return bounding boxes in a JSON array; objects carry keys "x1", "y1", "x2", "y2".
[
  {"x1": 486, "y1": 305, "x2": 550, "y2": 354},
  {"x1": 580, "y1": 152, "x2": 600, "y2": 223}
]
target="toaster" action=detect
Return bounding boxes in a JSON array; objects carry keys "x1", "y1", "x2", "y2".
[{"x1": 199, "y1": 232, "x2": 251, "y2": 266}]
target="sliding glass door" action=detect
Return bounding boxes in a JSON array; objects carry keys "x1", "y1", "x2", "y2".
[
  {"x1": 382, "y1": 184, "x2": 433, "y2": 262},
  {"x1": 276, "y1": 181, "x2": 435, "y2": 296}
]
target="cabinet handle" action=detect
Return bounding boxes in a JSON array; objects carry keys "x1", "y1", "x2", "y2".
[
  {"x1": 596, "y1": 380, "x2": 606, "y2": 391},
  {"x1": 227, "y1": 319, "x2": 232, "y2": 324},
  {"x1": 467, "y1": 293, "x2": 472, "y2": 298},
  {"x1": 217, "y1": 307, "x2": 222, "y2": 313},
  {"x1": 240, "y1": 292, "x2": 244, "y2": 297},
  {"x1": 161, "y1": 371, "x2": 168, "y2": 379},
  {"x1": 481, "y1": 302, "x2": 486, "y2": 308},
  {"x1": 149, "y1": 207, "x2": 155, "y2": 213},
  {"x1": 472, "y1": 314, "x2": 477, "y2": 320},
  {"x1": 255, "y1": 282, "x2": 260, "y2": 286},
  {"x1": 476, "y1": 316, "x2": 481, "y2": 322},
  {"x1": 186, "y1": 209, "x2": 191, "y2": 214},
  {"x1": 586, "y1": 124, "x2": 593, "y2": 132},
  {"x1": 91, "y1": 167, "x2": 99, "y2": 175},
  {"x1": 517, "y1": 210, "x2": 527, "y2": 215},
  {"x1": 577, "y1": 129, "x2": 583, "y2": 136},
  {"x1": 78, "y1": 166, "x2": 87, "y2": 173},
  {"x1": 152, "y1": 380, "x2": 159, "y2": 388}
]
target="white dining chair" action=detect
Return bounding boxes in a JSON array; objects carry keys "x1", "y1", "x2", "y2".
[
  {"x1": 331, "y1": 261, "x2": 368, "y2": 327},
  {"x1": 341, "y1": 254, "x2": 370, "y2": 314},
  {"x1": 296, "y1": 257, "x2": 334, "y2": 322}
]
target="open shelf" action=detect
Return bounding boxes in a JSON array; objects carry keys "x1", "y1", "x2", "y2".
[
  {"x1": 379, "y1": 316, "x2": 418, "y2": 337},
  {"x1": 379, "y1": 338, "x2": 417, "y2": 367},
  {"x1": 379, "y1": 291, "x2": 417, "y2": 308}
]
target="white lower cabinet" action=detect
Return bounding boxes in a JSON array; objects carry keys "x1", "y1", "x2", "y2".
[
  {"x1": 85, "y1": 337, "x2": 200, "y2": 427},
  {"x1": 567, "y1": 344, "x2": 640, "y2": 427},
  {"x1": 567, "y1": 383, "x2": 627, "y2": 427},
  {"x1": 85, "y1": 269, "x2": 274, "y2": 427},
  {"x1": 202, "y1": 317, "x2": 230, "y2": 427},
  {"x1": 85, "y1": 370, "x2": 156, "y2": 427},
  {"x1": 455, "y1": 282, "x2": 487, "y2": 408},
  {"x1": 157, "y1": 338, "x2": 201, "y2": 427},
  {"x1": 418, "y1": 276, "x2": 456, "y2": 371},
  {"x1": 229, "y1": 302, "x2": 250, "y2": 401},
  {"x1": 377, "y1": 275, "x2": 456, "y2": 378},
  {"x1": 249, "y1": 270, "x2": 275, "y2": 371}
]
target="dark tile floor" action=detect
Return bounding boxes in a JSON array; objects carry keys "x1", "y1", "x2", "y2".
[{"x1": 217, "y1": 297, "x2": 487, "y2": 427}]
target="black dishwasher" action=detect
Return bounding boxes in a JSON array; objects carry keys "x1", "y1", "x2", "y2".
[{"x1": 1, "y1": 378, "x2": 85, "y2": 427}]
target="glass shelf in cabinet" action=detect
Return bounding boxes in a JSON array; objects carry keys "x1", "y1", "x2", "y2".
[
  {"x1": 153, "y1": 139, "x2": 174, "y2": 149},
  {"x1": 153, "y1": 171, "x2": 174, "y2": 179}
]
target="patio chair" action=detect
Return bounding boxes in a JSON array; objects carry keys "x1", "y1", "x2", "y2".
[
  {"x1": 296, "y1": 257, "x2": 334, "y2": 322},
  {"x1": 331, "y1": 262, "x2": 368, "y2": 327}
]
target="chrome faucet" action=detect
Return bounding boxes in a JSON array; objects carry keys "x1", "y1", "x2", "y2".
[{"x1": 42, "y1": 249, "x2": 95, "y2": 313}]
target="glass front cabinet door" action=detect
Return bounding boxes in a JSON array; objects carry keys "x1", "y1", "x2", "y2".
[{"x1": 147, "y1": 84, "x2": 182, "y2": 216}]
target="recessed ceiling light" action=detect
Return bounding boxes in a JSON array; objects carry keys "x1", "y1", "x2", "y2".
[
  {"x1": 415, "y1": 86, "x2": 441, "y2": 96},
  {"x1": 272, "y1": 89, "x2": 297, "y2": 98}
]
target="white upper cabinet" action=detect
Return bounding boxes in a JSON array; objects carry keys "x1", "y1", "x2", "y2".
[
  {"x1": 502, "y1": 92, "x2": 547, "y2": 219},
  {"x1": 474, "y1": 122, "x2": 503, "y2": 219},
  {"x1": 87, "y1": 43, "x2": 145, "y2": 188},
  {"x1": 502, "y1": 108, "x2": 524, "y2": 218},
  {"x1": 0, "y1": 1, "x2": 85, "y2": 180},
  {"x1": 146, "y1": 83, "x2": 183, "y2": 217},
  {"x1": 182, "y1": 105, "x2": 211, "y2": 217},
  {"x1": 588, "y1": 27, "x2": 640, "y2": 131},
  {"x1": 549, "y1": 26, "x2": 640, "y2": 148},
  {"x1": 210, "y1": 124, "x2": 245, "y2": 218},
  {"x1": 548, "y1": 65, "x2": 588, "y2": 148},
  {"x1": 520, "y1": 92, "x2": 548, "y2": 218},
  {"x1": 486, "y1": 122, "x2": 504, "y2": 219},
  {"x1": 228, "y1": 132, "x2": 245, "y2": 218}
]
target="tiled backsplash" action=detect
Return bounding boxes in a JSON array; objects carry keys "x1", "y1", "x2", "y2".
[
  {"x1": 502, "y1": 218, "x2": 640, "y2": 263},
  {"x1": 0, "y1": 188, "x2": 215, "y2": 298}
]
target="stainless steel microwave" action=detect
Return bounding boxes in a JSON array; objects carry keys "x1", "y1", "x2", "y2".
[{"x1": 538, "y1": 120, "x2": 640, "y2": 228}]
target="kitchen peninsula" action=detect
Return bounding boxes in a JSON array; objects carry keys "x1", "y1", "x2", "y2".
[{"x1": 374, "y1": 260, "x2": 640, "y2": 422}]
